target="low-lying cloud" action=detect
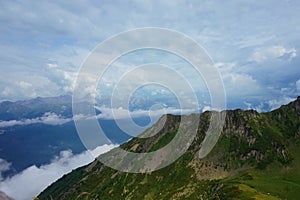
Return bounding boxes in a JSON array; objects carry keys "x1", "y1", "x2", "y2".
[
  {"x1": 0, "y1": 144, "x2": 117, "y2": 200},
  {"x1": 95, "y1": 106, "x2": 198, "y2": 120},
  {"x1": 0, "y1": 112, "x2": 73, "y2": 128},
  {"x1": 0, "y1": 159, "x2": 11, "y2": 182},
  {"x1": 0, "y1": 107, "x2": 199, "y2": 129}
]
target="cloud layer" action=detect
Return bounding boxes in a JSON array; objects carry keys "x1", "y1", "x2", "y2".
[
  {"x1": 0, "y1": 144, "x2": 117, "y2": 200},
  {"x1": 0, "y1": 106, "x2": 198, "y2": 129},
  {"x1": 0, "y1": 159, "x2": 11, "y2": 182},
  {"x1": 0, "y1": 112, "x2": 72, "y2": 128}
]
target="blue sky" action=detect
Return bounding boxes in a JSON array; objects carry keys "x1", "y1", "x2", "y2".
[{"x1": 0, "y1": 0, "x2": 300, "y2": 111}]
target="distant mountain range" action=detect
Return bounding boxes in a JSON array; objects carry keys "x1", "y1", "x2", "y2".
[
  {"x1": 0, "y1": 95, "x2": 72, "y2": 121},
  {"x1": 39, "y1": 96, "x2": 300, "y2": 199},
  {"x1": 0, "y1": 95, "x2": 148, "y2": 179}
]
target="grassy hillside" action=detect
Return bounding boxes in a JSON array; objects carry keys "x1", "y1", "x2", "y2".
[{"x1": 39, "y1": 97, "x2": 300, "y2": 199}]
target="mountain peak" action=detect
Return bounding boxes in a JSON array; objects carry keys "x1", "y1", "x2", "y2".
[{"x1": 39, "y1": 97, "x2": 300, "y2": 199}]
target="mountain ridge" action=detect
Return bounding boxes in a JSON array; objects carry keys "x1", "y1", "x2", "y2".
[
  {"x1": 0, "y1": 95, "x2": 72, "y2": 120},
  {"x1": 39, "y1": 96, "x2": 300, "y2": 199}
]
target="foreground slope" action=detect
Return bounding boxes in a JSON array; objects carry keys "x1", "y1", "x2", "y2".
[{"x1": 39, "y1": 97, "x2": 300, "y2": 199}]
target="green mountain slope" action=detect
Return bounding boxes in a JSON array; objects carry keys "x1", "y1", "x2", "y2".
[{"x1": 39, "y1": 97, "x2": 300, "y2": 200}]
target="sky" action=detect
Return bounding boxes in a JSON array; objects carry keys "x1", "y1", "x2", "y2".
[
  {"x1": 0, "y1": 1, "x2": 300, "y2": 198},
  {"x1": 0, "y1": 0, "x2": 300, "y2": 111}
]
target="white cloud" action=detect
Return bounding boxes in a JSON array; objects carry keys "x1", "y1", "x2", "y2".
[
  {"x1": 0, "y1": 72, "x2": 62, "y2": 100},
  {"x1": 47, "y1": 63, "x2": 58, "y2": 68},
  {"x1": 243, "y1": 102, "x2": 252, "y2": 110},
  {"x1": 90, "y1": 106, "x2": 200, "y2": 137},
  {"x1": 18, "y1": 81, "x2": 32, "y2": 89},
  {"x1": 0, "y1": 112, "x2": 72, "y2": 128},
  {"x1": 202, "y1": 106, "x2": 211, "y2": 112},
  {"x1": 250, "y1": 46, "x2": 297, "y2": 63},
  {"x1": 61, "y1": 71, "x2": 76, "y2": 93},
  {"x1": 0, "y1": 106, "x2": 199, "y2": 129},
  {"x1": 0, "y1": 159, "x2": 11, "y2": 182},
  {"x1": 267, "y1": 96, "x2": 295, "y2": 110},
  {"x1": 243, "y1": 101, "x2": 266, "y2": 113},
  {"x1": 233, "y1": 35, "x2": 275, "y2": 49},
  {"x1": 1, "y1": 87, "x2": 13, "y2": 98},
  {"x1": 216, "y1": 62, "x2": 261, "y2": 97},
  {"x1": 0, "y1": 144, "x2": 117, "y2": 200},
  {"x1": 95, "y1": 106, "x2": 197, "y2": 120}
]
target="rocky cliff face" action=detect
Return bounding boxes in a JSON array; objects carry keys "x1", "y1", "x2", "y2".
[{"x1": 39, "y1": 97, "x2": 300, "y2": 200}]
